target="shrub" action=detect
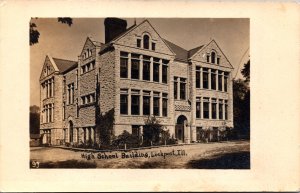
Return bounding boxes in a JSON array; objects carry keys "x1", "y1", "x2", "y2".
[{"x1": 112, "y1": 130, "x2": 139, "y2": 149}]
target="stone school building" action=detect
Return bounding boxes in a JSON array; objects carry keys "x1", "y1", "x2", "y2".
[{"x1": 39, "y1": 18, "x2": 234, "y2": 146}]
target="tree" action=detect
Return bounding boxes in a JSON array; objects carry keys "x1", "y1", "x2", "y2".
[
  {"x1": 30, "y1": 17, "x2": 73, "y2": 46},
  {"x1": 233, "y1": 60, "x2": 250, "y2": 139},
  {"x1": 97, "y1": 108, "x2": 115, "y2": 146},
  {"x1": 241, "y1": 60, "x2": 250, "y2": 82},
  {"x1": 30, "y1": 105, "x2": 40, "y2": 134},
  {"x1": 143, "y1": 116, "x2": 163, "y2": 145}
]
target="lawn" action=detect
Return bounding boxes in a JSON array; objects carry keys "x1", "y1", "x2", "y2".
[{"x1": 30, "y1": 140, "x2": 250, "y2": 169}]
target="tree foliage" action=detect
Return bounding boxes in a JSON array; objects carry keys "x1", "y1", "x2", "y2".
[
  {"x1": 30, "y1": 105, "x2": 40, "y2": 134},
  {"x1": 30, "y1": 17, "x2": 73, "y2": 46},
  {"x1": 241, "y1": 60, "x2": 250, "y2": 82},
  {"x1": 143, "y1": 116, "x2": 164, "y2": 145},
  {"x1": 57, "y1": 17, "x2": 73, "y2": 26},
  {"x1": 97, "y1": 108, "x2": 115, "y2": 146},
  {"x1": 112, "y1": 130, "x2": 139, "y2": 149},
  {"x1": 233, "y1": 60, "x2": 250, "y2": 139}
]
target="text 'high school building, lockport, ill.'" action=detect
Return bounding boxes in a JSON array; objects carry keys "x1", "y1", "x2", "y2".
[{"x1": 39, "y1": 18, "x2": 234, "y2": 146}]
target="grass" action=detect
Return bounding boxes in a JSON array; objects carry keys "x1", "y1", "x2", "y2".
[
  {"x1": 30, "y1": 140, "x2": 250, "y2": 169},
  {"x1": 186, "y1": 151, "x2": 250, "y2": 169}
]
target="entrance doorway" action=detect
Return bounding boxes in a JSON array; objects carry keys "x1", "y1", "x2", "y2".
[
  {"x1": 176, "y1": 115, "x2": 187, "y2": 143},
  {"x1": 69, "y1": 121, "x2": 73, "y2": 143}
]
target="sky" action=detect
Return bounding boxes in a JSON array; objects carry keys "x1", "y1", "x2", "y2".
[{"x1": 30, "y1": 18, "x2": 249, "y2": 107}]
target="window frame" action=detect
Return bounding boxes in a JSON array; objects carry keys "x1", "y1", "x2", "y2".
[
  {"x1": 131, "y1": 54, "x2": 140, "y2": 80},
  {"x1": 180, "y1": 78, "x2": 186, "y2": 100},
  {"x1": 120, "y1": 89, "x2": 128, "y2": 115},
  {"x1": 143, "y1": 34, "x2": 150, "y2": 49},
  {"x1": 120, "y1": 52, "x2": 129, "y2": 78},
  {"x1": 131, "y1": 90, "x2": 140, "y2": 115}
]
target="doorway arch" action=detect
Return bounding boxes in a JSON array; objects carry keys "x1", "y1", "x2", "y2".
[
  {"x1": 69, "y1": 121, "x2": 74, "y2": 143},
  {"x1": 176, "y1": 115, "x2": 187, "y2": 143}
]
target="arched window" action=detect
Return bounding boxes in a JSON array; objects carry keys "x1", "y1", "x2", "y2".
[
  {"x1": 211, "y1": 51, "x2": 216, "y2": 64},
  {"x1": 143, "y1": 35, "x2": 149, "y2": 49}
]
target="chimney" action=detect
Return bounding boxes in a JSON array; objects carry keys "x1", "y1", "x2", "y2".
[{"x1": 104, "y1": 18, "x2": 127, "y2": 44}]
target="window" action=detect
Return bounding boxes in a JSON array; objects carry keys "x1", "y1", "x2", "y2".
[
  {"x1": 143, "y1": 35, "x2": 149, "y2": 49},
  {"x1": 120, "y1": 89, "x2": 128, "y2": 114},
  {"x1": 49, "y1": 80, "x2": 52, "y2": 98},
  {"x1": 153, "y1": 58, "x2": 160, "y2": 82},
  {"x1": 162, "y1": 93, "x2": 168, "y2": 117},
  {"x1": 203, "y1": 97, "x2": 209, "y2": 119},
  {"x1": 225, "y1": 100, "x2": 228, "y2": 120},
  {"x1": 219, "y1": 99, "x2": 223, "y2": 120},
  {"x1": 218, "y1": 71, "x2": 223, "y2": 91},
  {"x1": 132, "y1": 125, "x2": 140, "y2": 138},
  {"x1": 196, "y1": 66, "x2": 201, "y2": 88},
  {"x1": 75, "y1": 70, "x2": 78, "y2": 89},
  {"x1": 224, "y1": 72, "x2": 228, "y2": 92},
  {"x1": 67, "y1": 83, "x2": 74, "y2": 104},
  {"x1": 62, "y1": 102, "x2": 65, "y2": 120},
  {"x1": 180, "y1": 78, "x2": 186, "y2": 100},
  {"x1": 81, "y1": 93, "x2": 95, "y2": 105},
  {"x1": 120, "y1": 52, "x2": 128, "y2": 78},
  {"x1": 81, "y1": 66, "x2": 85, "y2": 74},
  {"x1": 217, "y1": 57, "x2": 220, "y2": 64},
  {"x1": 63, "y1": 76, "x2": 66, "y2": 94},
  {"x1": 152, "y1": 42, "x2": 156, "y2": 51},
  {"x1": 211, "y1": 51, "x2": 216, "y2": 64},
  {"x1": 174, "y1": 77, "x2": 178, "y2": 99},
  {"x1": 49, "y1": 104, "x2": 52, "y2": 122},
  {"x1": 143, "y1": 91, "x2": 150, "y2": 115},
  {"x1": 162, "y1": 60, "x2": 168, "y2": 83},
  {"x1": 211, "y1": 69, "x2": 216, "y2": 90},
  {"x1": 143, "y1": 56, "x2": 150, "y2": 81},
  {"x1": 206, "y1": 54, "x2": 210, "y2": 63},
  {"x1": 131, "y1": 90, "x2": 140, "y2": 115},
  {"x1": 212, "y1": 98, "x2": 217, "y2": 119},
  {"x1": 203, "y1": 68, "x2": 209, "y2": 89},
  {"x1": 131, "y1": 54, "x2": 140, "y2": 79},
  {"x1": 86, "y1": 95, "x2": 91, "y2": 103},
  {"x1": 153, "y1": 92, "x2": 160, "y2": 116},
  {"x1": 196, "y1": 97, "x2": 201, "y2": 118},
  {"x1": 137, "y1": 39, "x2": 141, "y2": 48},
  {"x1": 76, "y1": 99, "x2": 79, "y2": 118}
]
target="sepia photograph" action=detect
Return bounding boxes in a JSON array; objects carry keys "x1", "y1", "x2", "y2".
[
  {"x1": 30, "y1": 17, "x2": 250, "y2": 169},
  {"x1": 1, "y1": 1, "x2": 299, "y2": 191}
]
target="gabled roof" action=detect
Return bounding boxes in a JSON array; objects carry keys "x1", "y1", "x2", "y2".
[
  {"x1": 188, "y1": 45, "x2": 204, "y2": 58},
  {"x1": 52, "y1": 58, "x2": 78, "y2": 73},
  {"x1": 92, "y1": 40, "x2": 103, "y2": 47},
  {"x1": 88, "y1": 36, "x2": 104, "y2": 47},
  {"x1": 163, "y1": 39, "x2": 205, "y2": 63},
  {"x1": 163, "y1": 39, "x2": 188, "y2": 62}
]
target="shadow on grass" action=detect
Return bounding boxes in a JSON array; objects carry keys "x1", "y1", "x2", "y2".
[
  {"x1": 186, "y1": 151, "x2": 250, "y2": 169},
  {"x1": 139, "y1": 161, "x2": 168, "y2": 169},
  {"x1": 32, "y1": 159, "x2": 97, "y2": 168}
]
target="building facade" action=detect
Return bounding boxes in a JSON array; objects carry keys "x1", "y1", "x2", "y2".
[{"x1": 39, "y1": 18, "x2": 234, "y2": 146}]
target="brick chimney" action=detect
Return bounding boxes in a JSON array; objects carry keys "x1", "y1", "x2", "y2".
[{"x1": 104, "y1": 18, "x2": 127, "y2": 44}]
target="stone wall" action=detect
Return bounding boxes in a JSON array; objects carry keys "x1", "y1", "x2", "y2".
[{"x1": 99, "y1": 49, "x2": 116, "y2": 114}]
